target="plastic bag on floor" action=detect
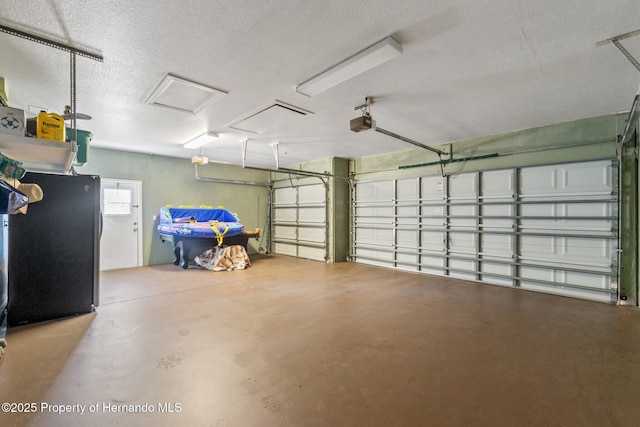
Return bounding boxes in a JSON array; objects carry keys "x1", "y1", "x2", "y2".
[{"x1": 195, "y1": 245, "x2": 251, "y2": 271}]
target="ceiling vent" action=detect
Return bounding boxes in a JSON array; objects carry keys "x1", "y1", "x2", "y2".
[
  {"x1": 228, "y1": 101, "x2": 313, "y2": 134},
  {"x1": 144, "y1": 73, "x2": 227, "y2": 114}
]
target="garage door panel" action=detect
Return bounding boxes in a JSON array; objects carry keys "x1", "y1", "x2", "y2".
[
  {"x1": 482, "y1": 203, "x2": 513, "y2": 217},
  {"x1": 421, "y1": 176, "x2": 445, "y2": 199},
  {"x1": 563, "y1": 238, "x2": 614, "y2": 263},
  {"x1": 520, "y1": 204, "x2": 556, "y2": 216},
  {"x1": 274, "y1": 242, "x2": 297, "y2": 256},
  {"x1": 482, "y1": 222, "x2": 513, "y2": 232},
  {"x1": 520, "y1": 160, "x2": 613, "y2": 197},
  {"x1": 274, "y1": 207, "x2": 296, "y2": 222},
  {"x1": 357, "y1": 228, "x2": 393, "y2": 246},
  {"x1": 298, "y1": 227, "x2": 325, "y2": 243},
  {"x1": 274, "y1": 187, "x2": 297, "y2": 204},
  {"x1": 421, "y1": 230, "x2": 445, "y2": 251},
  {"x1": 398, "y1": 206, "x2": 418, "y2": 225},
  {"x1": 533, "y1": 219, "x2": 613, "y2": 236},
  {"x1": 482, "y1": 203, "x2": 513, "y2": 229},
  {"x1": 519, "y1": 282, "x2": 612, "y2": 303},
  {"x1": 566, "y1": 202, "x2": 613, "y2": 216},
  {"x1": 298, "y1": 246, "x2": 326, "y2": 261},
  {"x1": 520, "y1": 165, "x2": 563, "y2": 196},
  {"x1": 449, "y1": 205, "x2": 476, "y2": 226},
  {"x1": 397, "y1": 252, "x2": 418, "y2": 267},
  {"x1": 273, "y1": 184, "x2": 327, "y2": 261},
  {"x1": 519, "y1": 235, "x2": 559, "y2": 259},
  {"x1": 420, "y1": 253, "x2": 445, "y2": 272},
  {"x1": 397, "y1": 229, "x2": 417, "y2": 247},
  {"x1": 449, "y1": 258, "x2": 476, "y2": 280},
  {"x1": 358, "y1": 259, "x2": 393, "y2": 268},
  {"x1": 520, "y1": 202, "x2": 613, "y2": 218},
  {"x1": 481, "y1": 233, "x2": 513, "y2": 257},
  {"x1": 519, "y1": 266, "x2": 557, "y2": 283},
  {"x1": 519, "y1": 266, "x2": 611, "y2": 290},
  {"x1": 357, "y1": 181, "x2": 393, "y2": 202},
  {"x1": 449, "y1": 173, "x2": 477, "y2": 199},
  {"x1": 449, "y1": 231, "x2": 476, "y2": 253},
  {"x1": 520, "y1": 236, "x2": 613, "y2": 265},
  {"x1": 480, "y1": 261, "x2": 513, "y2": 286},
  {"x1": 397, "y1": 178, "x2": 418, "y2": 200},
  {"x1": 353, "y1": 160, "x2": 618, "y2": 303},
  {"x1": 421, "y1": 205, "x2": 444, "y2": 226},
  {"x1": 274, "y1": 225, "x2": 296, "y2": 240},
  {"x1": 299, "y1": 185, "x2": 325, "y2": 204},
  {"x1": 355, "y1": 247, "x2": 393, "y2": 266},
  {"x1": 565, "y1": 271, "x2": 612, "y2": 289},
  {"x1": 356, "y1": 206, "x2": 394, "y2": 222},
  {"x1": 481, "y1": 170, "x2": 514, "y2": 197},
  {"x1": 299, "y1": 207, "x2": 325, "y2": 223}
]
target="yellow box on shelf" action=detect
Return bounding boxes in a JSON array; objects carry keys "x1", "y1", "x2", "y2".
[{"x1": 36, "y1": 112, "x2": 65, "y2": 142}]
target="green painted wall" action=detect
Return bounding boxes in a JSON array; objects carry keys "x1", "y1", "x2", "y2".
[
  {"x1": 330, "y1": 157, "x2": 351, "y2": 262},
  {"x1": 80, "y1": 148, "x2": 270, "y2": 266}
]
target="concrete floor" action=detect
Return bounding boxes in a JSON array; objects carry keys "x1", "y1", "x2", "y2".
[{"x1": 1, "y1": 254, "x2": 640, "y2": 426}]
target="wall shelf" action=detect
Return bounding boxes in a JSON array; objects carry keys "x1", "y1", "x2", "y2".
[{"x1": 0, "y1": 134, "x2": 77, "y2": 174}]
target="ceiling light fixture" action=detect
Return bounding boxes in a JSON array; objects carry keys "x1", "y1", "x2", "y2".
[
  {"x1": 191, "y1": 154, "x2": 209, "y2": 165},
  {"x1": 183, "y1": 131, "x2": 219, "y2": 149},
  {"x1": 296, "y1": 36, "x2": 402, "y2": 97},
  {"x1": 191, "y1": 147, "x2": 209, "y2": 165}
]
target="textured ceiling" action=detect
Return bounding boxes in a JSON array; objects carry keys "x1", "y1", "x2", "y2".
[{"x1": 0, "y1": 0, "x2": 639, "y2": 168}]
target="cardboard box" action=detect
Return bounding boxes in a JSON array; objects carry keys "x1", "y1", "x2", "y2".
[{"x1": 0, "y1": 106, "x2": 26, "y2": 137}]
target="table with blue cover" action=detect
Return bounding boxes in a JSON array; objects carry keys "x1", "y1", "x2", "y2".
[{"x1": 157, "y1": 206, "x2": 260, "y2": 269}]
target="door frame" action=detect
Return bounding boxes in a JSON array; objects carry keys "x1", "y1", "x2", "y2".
[{"x1": 100, "y1": 178, "x2": 143, "y2": 270}]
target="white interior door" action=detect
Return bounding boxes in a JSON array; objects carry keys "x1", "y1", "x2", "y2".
[{"x1": 100, "y1": 179, "x2": 142, "y2": 271}]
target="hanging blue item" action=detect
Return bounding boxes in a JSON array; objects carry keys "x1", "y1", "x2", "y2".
[
  {"x1": 157, "y1": 205, "x2": 260, "y2": 269},
  {"x1": 157, "y1": 206, "x2": 245, "y2": 240}
]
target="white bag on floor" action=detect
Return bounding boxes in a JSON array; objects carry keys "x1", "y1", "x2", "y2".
[{"x1": 195, "y1": 245, "x2": 251, "y2": 271}]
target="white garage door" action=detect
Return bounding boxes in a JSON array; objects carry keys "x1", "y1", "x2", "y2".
[
  {"x1": 272, "y1": 183, "x2": 327, "y2": 261},
  {"x1": 352, "y1": 160, "x2": 619, "y2": 303}
]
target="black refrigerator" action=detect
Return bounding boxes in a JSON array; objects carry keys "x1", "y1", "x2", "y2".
[{"x1": 8, "y1": 172, "x2": 100, "y2": 326}]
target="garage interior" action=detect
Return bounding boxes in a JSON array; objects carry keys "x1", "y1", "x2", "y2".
[{"x1": 1, "y1": 1, "x2": 640, "y2": 426}]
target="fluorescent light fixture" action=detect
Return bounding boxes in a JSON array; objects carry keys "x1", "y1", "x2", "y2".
[
  {"x1": 296, "y1": 36, "x2": 402, "y2": 96},
  {"x1": 191, "y1": 155, "x2": 209, "y2": 165},
  {"x1": 183, "y1": 131, "x2": 219, "y2": 149}
]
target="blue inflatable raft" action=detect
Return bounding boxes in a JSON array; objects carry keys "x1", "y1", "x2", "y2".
[{"x1": 157, "y1": 206, "x2": 259, "y2": 269}]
